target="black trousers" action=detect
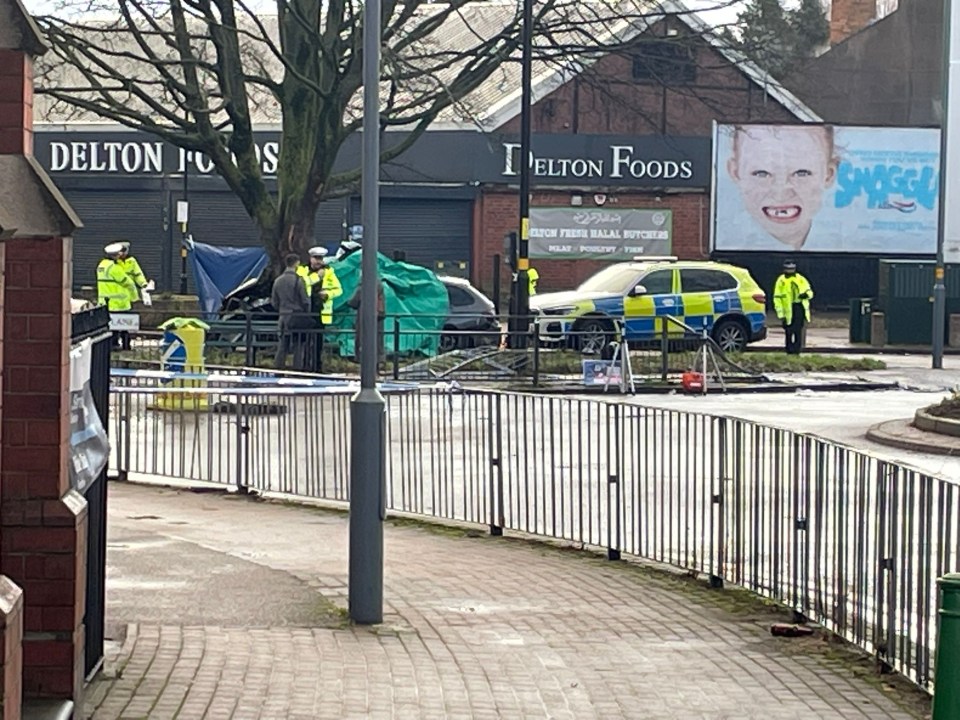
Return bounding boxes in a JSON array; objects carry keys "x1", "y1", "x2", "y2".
[
  {"x1": 785, "y1": 304, "x2": 806, "y2": 355},
  {"x1": 275, "y1": 320, "x2": 309, "y2": 371},
  {"x1": 306, "y1": 321, "x2": 325, "y2": 373},
  {"x1": 110, "y1": 331, "x2": 131, "y2": 351}
]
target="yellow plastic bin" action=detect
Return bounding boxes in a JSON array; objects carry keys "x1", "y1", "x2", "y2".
[{"x1": 154, "y1": 317, "x2": 210, "y2": 411}]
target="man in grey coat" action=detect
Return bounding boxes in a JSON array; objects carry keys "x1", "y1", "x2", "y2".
[{"x1": 271, "y1": 253, "x2": 311, "y2": 370}]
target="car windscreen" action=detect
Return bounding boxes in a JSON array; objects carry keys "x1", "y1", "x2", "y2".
[{"x1": 576, "y1": 265, "x2": 642, "y2": 295}]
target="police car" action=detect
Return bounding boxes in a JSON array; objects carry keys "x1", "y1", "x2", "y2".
[{"x1": 529, "y1": 257, "x2": 767, "y2": 354}]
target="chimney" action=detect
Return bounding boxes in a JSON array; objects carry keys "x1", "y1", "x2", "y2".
[{"x1": 829, "y1": 0, "x2": 879, "y2": 44}]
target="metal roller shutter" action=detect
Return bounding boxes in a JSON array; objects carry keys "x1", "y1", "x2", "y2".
[
  {"x1": 66, "y1": 190, "x2": 167, "y2": 293},
  {"x1": 349, "y1": 197, "x2": 472, "y2": 268}
]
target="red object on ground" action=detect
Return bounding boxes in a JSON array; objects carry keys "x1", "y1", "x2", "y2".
[
  {"x1": 681, "y1": 371, "x2": 704, "y2": 393},
  {"x1": 770, "y1": 623, "x2": 815, "y2": 638}
]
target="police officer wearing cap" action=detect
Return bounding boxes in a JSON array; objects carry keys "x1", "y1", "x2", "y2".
[
  {"x1": 297, "y1": 246, "x2": 343, "y2": 371},
  {"x1": 97, "y1": 243, "x2": 138, "y2": 349},
  {"x1": 773, "y1": 260, "x2": 814, "y2": 354}
]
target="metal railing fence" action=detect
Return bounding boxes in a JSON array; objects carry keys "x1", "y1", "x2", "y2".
[
  {"x1": 109, "y1": 382, "x2": 950, "y2": 691},
  {"x1": 120, "y1": 309, "x2": 760, "y2": 387}
]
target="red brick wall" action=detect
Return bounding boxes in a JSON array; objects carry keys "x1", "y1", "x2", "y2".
[
  {"x1": 475, "y1": 17, "x2": 806, "y2": 296},
  {"x1": 475, "y1": 189, "x2": 709, "y2": 294},
  {"x1": 830, "y1": 0, "x2": 878, "y2": 44},
  {"x1": 0, "y1": 49, "x2": 33, "y2": 155},
  {"x1": 498, "y1": 18, "x2": 799, "y2": 137},
  {"x1": 1, "y1": 237, "x2": 87, "y2": 703}
]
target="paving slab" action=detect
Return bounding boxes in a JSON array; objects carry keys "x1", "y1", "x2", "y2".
[{"x1": 84, "y1": 482, "x2": 931, "y2": 720}]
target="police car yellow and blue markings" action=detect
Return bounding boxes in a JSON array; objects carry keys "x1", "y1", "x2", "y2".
[{"x1": 559, "y1": 288, "x2": 764, "y2": 340}]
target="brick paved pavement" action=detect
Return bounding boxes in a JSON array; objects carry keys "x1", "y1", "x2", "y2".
[{"x1": 84, "y1": 483, "x2": 930, "y2": 720}]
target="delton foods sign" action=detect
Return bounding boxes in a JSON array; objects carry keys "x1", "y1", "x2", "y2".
[
  {"x1": 34, "y1": 130, "x2": 712, "y2": 189},
  {"x1": 501, "y1": 142, "x2": 696, "y2": 182}
]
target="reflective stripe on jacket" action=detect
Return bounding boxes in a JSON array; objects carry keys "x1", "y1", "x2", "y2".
[
  {"x1": 97, "y1": 259, "x2": 136, "y2": 312},
  {"x1": 320, "y1": 267, "x2": 343, "y2": 325},
  {"x1": 773, "y1": 273, "x2": 813, "y2": 325}
]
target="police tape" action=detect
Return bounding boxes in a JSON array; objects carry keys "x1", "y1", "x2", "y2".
[
  {"x1": 110, "y1": 368, "x2": 420, "y2": 388},
  {"x1": 109, "y1": 367, "x2": 432, "y2": 394}
]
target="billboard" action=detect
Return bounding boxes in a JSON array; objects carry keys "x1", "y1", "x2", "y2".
[
  {"x1": 529, "y1": 207, "x2": 672, "y2": 260},
  {"x1": 712, "y1": 123, "x2": 939, "y2": 254}
]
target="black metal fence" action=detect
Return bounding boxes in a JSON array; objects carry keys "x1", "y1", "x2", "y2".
[
  {"x1": 108, "y1": 382, "x2": 949, "y2": 691},
  {"x1": 121, "y1": 310, "x2": 760, "y2": 389},
  {"x1": 71, "y1": 305, "x2": 112, "y2": 678}
]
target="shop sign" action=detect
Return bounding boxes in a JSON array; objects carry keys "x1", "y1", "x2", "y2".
[
  {"x1": 529, "y1": 207, "x2": 673, "y2": 259},
  {"x1": 35, "y1": 129, "x2": 711, "y2": 189}
]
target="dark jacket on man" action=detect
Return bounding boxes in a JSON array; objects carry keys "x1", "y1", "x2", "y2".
[
  {"x1": 271, "y1": 266, "x2": 311, "y2": 370},
  {"x1": 271, "y1": 267, "x2": 310, "y2": 324}
]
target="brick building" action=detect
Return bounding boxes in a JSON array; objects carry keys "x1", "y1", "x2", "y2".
[
  {"x1": 0, "y1": 0, "x2": 92, "y2": 715},
  {"x1": 473, "y1": 9, "x2": 816, "y2": 292},
  {"x1": 31, "y1": 0, "x2": 818, "y2": 299},
  {"x1": 787, "y1": 0, "x2": 942, "y2": 126}
]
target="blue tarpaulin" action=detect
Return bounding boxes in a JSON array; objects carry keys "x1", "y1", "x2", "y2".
[{"x1": 188, "y1": 241, "x2": 269, "y2": 319}]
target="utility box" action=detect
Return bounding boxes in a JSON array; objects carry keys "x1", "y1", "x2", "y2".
[
  {"x1": 848, "y1": 298, "x2": 874, "y2": 344},
  {"x1": 877, "y1": 261, "x2": 960, "y2": 345},
  {"x1": 951, "y1": 315, "x2": 960, "y2": 348}
]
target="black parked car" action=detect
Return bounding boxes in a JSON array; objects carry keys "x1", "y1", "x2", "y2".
[{"x1": 438, "y1": 276, "x2": 501, "y2": 352}]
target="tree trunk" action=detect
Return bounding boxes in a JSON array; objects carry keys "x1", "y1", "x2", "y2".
[{"x1": 259, "y1": 194, "x2": 322, "y2": 275}]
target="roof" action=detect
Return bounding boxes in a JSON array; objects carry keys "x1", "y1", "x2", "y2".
[
  {"x1": 0, "y1": 155, "x2": 83, "y2": 237},
  {"x1": 0, "y1": 0, "x2": 47, "y2": 56},
  {"x1": 33, "y1": 0, "x2": 819, "y2": 129},
  {"x1": 484, "y1": 0, "x2": 821, "y2": 128}
]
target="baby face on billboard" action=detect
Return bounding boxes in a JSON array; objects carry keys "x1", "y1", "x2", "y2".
[{"x1": 726, "y1": 126, "x2": 838, "y2": 250}]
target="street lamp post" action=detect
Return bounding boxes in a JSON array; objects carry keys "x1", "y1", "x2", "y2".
[
  {"x1": 935, "y1": 0, "x2": 960, "y2": 368},
  {"x1": 510, "y1": 0, "x2": 534, "y2": 346},
  {"x1": 348, "y1": 0, "x2": 385, "y2": 624}
]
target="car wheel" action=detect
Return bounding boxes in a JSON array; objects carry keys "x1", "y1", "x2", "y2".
[
  {"x1": 439, "y1": 328, "x2": 459, "y2": 353},
  {"x1": 575, "y1": 317, "x2": 614, "y2": 355},
  {"x1": 712, "y1": 319, "x2": 748, "y2": 353}
]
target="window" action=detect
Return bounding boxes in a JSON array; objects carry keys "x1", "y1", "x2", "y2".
[
  {"x1": 578, "y1": 265, "x2": 643, "y2": 295},
  {"x1": 446, "y1": 286, "x2": 476, "y2": 308},
  {"x1": 631, "y1": 40, "x2": 697, "y2": 84},
  {"x1": 638, "y1": 270, "x2": 674, "y2": 295},
  {"x1": 680, "y1": 269, "x2": 738, "y2": 293}
]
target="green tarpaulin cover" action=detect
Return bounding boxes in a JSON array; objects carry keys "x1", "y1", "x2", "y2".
[{"x1": 329, "y1": 252, "x2": 449, "y2": 357}]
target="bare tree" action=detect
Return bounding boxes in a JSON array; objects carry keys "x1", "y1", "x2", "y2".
[{"x1": 33, "y1": 0, "x2": 745, "y2": 263}]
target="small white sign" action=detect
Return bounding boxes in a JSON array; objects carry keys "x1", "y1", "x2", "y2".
[
  {"x1": 109, "y1": 313, "x2": 140, "y2": 332},
  {"x1": 176, "y1": 200, "x2": 189, "y2": 224}
]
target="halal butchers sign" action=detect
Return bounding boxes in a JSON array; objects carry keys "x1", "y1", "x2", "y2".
[{"x1": 528, "y1": 208, "x2": 672, "y2": 260}]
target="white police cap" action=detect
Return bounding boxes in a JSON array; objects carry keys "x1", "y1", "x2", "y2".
[
  {"x1": 120, "y1": 241, "x2": 131, "y2": 250},
  {"x1": 104, "y1": 242, "x2": 124, "y2": 255},
  {"x1": 308, "y1": 246, "x2": 329, "y2": 258}
]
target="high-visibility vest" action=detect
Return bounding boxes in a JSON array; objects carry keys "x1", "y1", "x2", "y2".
[
  {"x1": 296, "y1": 265, "x2": 320, "y2": 290},
  {"x1": 119, "y1": 256, "x2": 147, "y2": 302},
  {"x1": 528, "y1": 267, "x2": 540, "y2": 296},
  {"x1": 773, "y1": 273, "x2": 813, "y2": 325},
  {"x1": 320, "y1": 266, "x2": 343, "y2": 325},
  {"x1": 297, "y1": 265, "x2": 323, "y2": 316},
  {"x1": 97, "y1": 259, "x2": 135, "y2": 312}
]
